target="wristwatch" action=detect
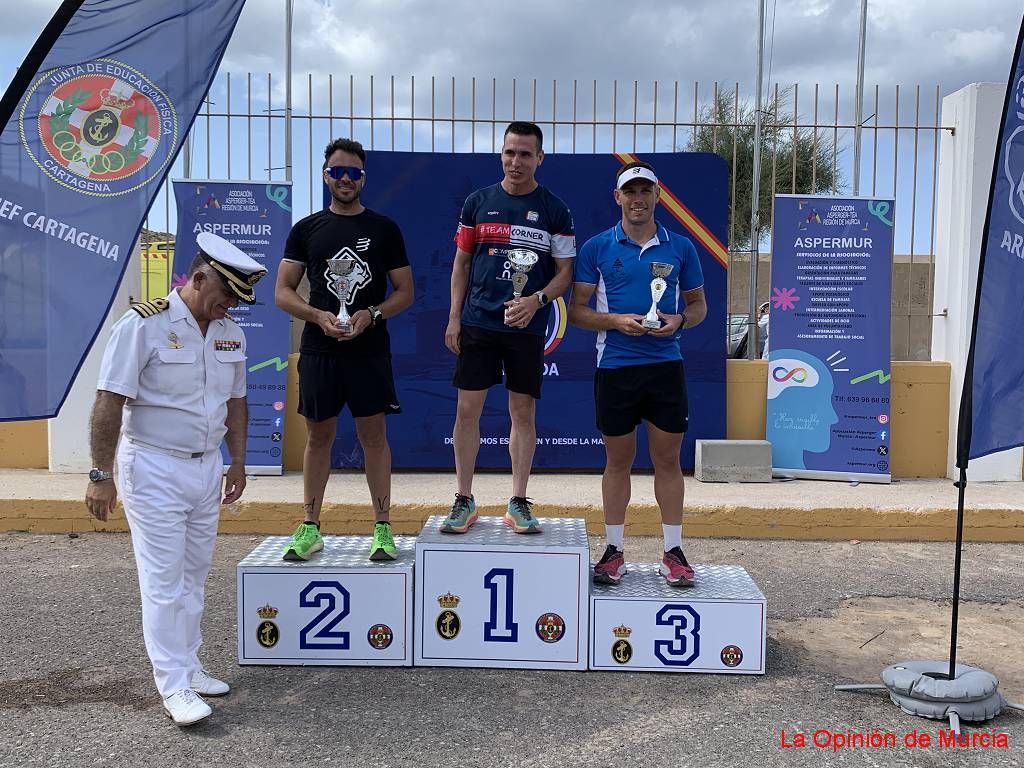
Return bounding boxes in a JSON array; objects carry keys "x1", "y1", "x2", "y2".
[
  {"x1": 368, "y1": 305, "x2": 383, "y2": 327},
  {"x1": 536, "y1": 292, "x2": 550, "y2": 307},
  {"x1": 89, "y1": 468, "x2": 113, "y2": 482}
]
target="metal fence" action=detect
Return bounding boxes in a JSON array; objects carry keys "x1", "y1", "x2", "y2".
[{"x1": 144, "y1": 74, "x2": 951, "y2": 360}]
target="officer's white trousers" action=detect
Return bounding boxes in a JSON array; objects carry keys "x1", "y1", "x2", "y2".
[{"x1": 117, "y1": 441, "x2": 223, "y2": 697}]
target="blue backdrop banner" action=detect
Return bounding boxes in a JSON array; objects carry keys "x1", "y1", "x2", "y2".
[
  {"x1": 325, "y1": 151, "x2": 728, "y2": 470},
  {"x1": 960, "y1": 21, "x2": 1024, "y2": 463},
  {"x1": 767, "y1": 195, "x2": 894, "y2": 482},
  {"x1": 173, "y1": 180, "x2": 292, "y2": 473},
  {"x1": 0, "y1": 0, "x2": 247, "y2": 420}
]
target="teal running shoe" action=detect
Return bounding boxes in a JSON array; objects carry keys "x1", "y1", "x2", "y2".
[
  {"x1": 440, "y1": 493, "x2": 477, "y2": 534},
  {"x1": 504, "y1": 496, "x2": 541, "y2": 534}
]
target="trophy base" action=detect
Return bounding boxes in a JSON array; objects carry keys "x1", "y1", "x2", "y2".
[{"x1": 641, "y1": 318, "x2": 662, "y2": 329}]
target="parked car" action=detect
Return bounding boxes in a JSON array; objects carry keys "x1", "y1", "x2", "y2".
[{"x1": 727, "y1": 313, "x2": 750, "y2": 356}]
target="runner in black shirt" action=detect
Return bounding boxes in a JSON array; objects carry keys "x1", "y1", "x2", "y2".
[{"x1": 275, "y1": 138, "x2": 414, "y2": 562}]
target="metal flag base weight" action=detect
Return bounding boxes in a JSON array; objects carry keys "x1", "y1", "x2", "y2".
[{"x1": 836, "y1": 660, "x2": 1023, "y2": 737}]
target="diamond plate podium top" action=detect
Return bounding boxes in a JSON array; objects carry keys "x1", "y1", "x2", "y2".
[
  {"x1": 417, "y1": 514, "x2": 588, "y2": 549},
  {"x1": 238, "y1": 535, "x2": 416, "y2": 568},
  {"x1": 591, "y1": 562, "x2": 766, "y2": 601}
]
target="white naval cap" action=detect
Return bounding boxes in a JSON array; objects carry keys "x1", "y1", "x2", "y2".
[
  {"x1": 196, "y1": 231, "x2": 268, "y2": 305},
  {"x1": 616, "y1": 166, "x2": 659, "y2": 189}
]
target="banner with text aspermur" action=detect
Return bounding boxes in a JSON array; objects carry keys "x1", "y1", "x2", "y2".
[
  {"x1": 767, "y1": 195, "x2": 894, "y2": 482},
  {"x1": 959, "y1": 19, "x2": 1024, "y2": 465},
  {"x1": 326, "y1": 151, "x2": 728, "y2": 470},
  {"x1": 173, "y1": 180, "x2": 292, "y2": 474},
  {"x1": 0, "y1": 0, "x2": 247, "y2": 420}
]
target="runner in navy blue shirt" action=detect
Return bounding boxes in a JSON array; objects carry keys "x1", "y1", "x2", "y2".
[
  {"x1": 569, "y1": 161, "x2": 707, "y2": 588},
  {"x1": 441, "y1": 121, "x2": 576, "y2": 535}
]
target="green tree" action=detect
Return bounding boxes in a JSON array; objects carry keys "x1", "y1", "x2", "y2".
[{"x1": 685, "y1": 90, "x2": 840, "y2": 250}]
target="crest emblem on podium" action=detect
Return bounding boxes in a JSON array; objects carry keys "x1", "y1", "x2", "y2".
[
  {"x1": 367, "y1": 623, "x2": 394, "y2": 650},
  {"x1": 436, "y1": 592, "x2": 461, "y2": 640},
  {"x1": 535, "y1": 612, "x2": 565, "y2": 643},
  {"x1": 256, "y1": 604, "x2": 280, "y2": 649},
  {"x1": 611, "y1": 624, "x2": 633, "y2": 664},
  {"x1": 720, "y1": 644, "x2": 744, "y2": 667}
]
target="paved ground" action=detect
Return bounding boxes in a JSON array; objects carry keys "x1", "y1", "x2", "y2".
[{"x1": 1, "y1": 531, "x2": 1022, "y2": 767}]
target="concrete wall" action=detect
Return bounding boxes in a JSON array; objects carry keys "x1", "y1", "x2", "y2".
[
  {"x1": 725, "y1": 359, "x2": 950, "y2": 478},
  {"x1": 0, "y1": 421, "x2": 48, "y2": 468},
  {"x1": 0, "y1": 359, "x2": 993, "y2": 481},
  {"x1": 932, "y1": 83, "x2": 1024, "y2": 480},
  {"x1": 278, "y1": 355, "x2": 951, "y2": 476}
]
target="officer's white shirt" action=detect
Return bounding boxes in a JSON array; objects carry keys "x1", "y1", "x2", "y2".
[{"x1": 97, "y1": 289, "x2": 247, "y2": 454}]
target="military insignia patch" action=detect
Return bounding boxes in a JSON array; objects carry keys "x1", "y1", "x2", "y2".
[
  {"x1": 720, "y1": 644, "x2": 743, "y2": 667},
  {"x1": 367, "y1": 623, "x2": 394, "y2": 650},
  {"x1": 612, "y1": 624, "x2": 633, "y2": 664},
  {"x1": 436, "y1": 592, "x2": 461, "y2": 640},
  {"x1": 535, "y1": 612, "x2": 565, "y2": 643},
  {"x1": 129, "y1": 297, "x2": 169, "y2": 317},
  {"x1": 256, "y1": 604, "x2": 280, "y2": 649}
]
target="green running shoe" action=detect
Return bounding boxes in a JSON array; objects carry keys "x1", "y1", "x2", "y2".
[
  {"x1": 369, "y1": 522, "x2": 397, "y2": 561},
  {"x1": 440, "y1": 493, "x2": 477, "y2": 534},
  {"x1": 282, "y1": 522, "x2": 323, "y2": 561},
  {"x1": 504, "y1": 496, "x2": 542, "y2": 534}
]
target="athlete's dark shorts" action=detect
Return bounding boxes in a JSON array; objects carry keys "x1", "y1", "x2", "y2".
[
  {"x1": 453, "y1": 324, "x2": 545, "y2": 399},
  {"x1": 298, "y1": 353, "x2": 402, "y2": 422},
  {"x1": 594, "y1": 360, "x2": 689, "y2": 437}
]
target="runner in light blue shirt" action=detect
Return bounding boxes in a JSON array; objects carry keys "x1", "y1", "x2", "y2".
[{"x1": 569, "y1": 160, "x2": 707, "y2": 588}]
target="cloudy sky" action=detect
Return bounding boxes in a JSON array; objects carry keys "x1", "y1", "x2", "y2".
[
  {"x1": 2, "y1": 0, "x2": 1020, "y2": 250},
  {"x1": 1, "y1": 0, "x2": 1021, "y2": 97}
]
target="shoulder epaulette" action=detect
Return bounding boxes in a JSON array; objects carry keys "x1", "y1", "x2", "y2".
[{"x1": 130, "y1": 298, "x2": 170, "y2": 318}]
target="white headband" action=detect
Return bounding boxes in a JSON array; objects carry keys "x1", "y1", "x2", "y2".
[{"x1": 616, "y1": 166, "x2": 659, "y2": 189}]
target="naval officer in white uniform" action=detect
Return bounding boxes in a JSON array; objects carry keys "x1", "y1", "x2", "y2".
[{"x1": 85, "y1": 232, "x2": 267, "y2": 726}]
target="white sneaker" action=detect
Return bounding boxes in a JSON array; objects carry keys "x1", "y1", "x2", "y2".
[
  {"x1": 190, "y1": 669, "x2": 230, "y2": 696},
  {"x1": 162, "y1": 689, "x2": 212, "y2": 726}
]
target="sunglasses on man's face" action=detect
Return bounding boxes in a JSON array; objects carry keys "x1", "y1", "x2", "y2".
[{"x1": 325, "y1": 165, "x2": 365, "y2": 182}]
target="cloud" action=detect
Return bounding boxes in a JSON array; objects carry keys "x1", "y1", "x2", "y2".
[{"x1": 3, "y1": 0, "x2": 1023, "y2": 102}]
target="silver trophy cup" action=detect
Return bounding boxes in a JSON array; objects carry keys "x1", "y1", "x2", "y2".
[
  {"x1": 506, "y1": 249, "x2": 539, "y2": 320},
  {"x1": 326, "y1": 257, "x2": 356, "y2": 333},
  {"x1": 642, "y1": 262, "x2": 674, "y2": 329}
]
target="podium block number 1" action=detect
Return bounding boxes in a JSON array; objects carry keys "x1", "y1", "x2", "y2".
[
  {"x1": 298, "y1": 580, "x2": 351, "y2": 650},
  {"x1": 483, "y1": 568, "x2": 518, "y2": 642}
]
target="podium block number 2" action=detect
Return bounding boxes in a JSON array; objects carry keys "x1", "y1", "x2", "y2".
[
  {"x1": 654, "y1": 604, "x2": 701, "y2": 666},
  {"x1": 298, "y1": 580, "x2": 351, "y2": 650},
  {"x1": 483, "y1": 568, "x2": 518, "y2": 642}
]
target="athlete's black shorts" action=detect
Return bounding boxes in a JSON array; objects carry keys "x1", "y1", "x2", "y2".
[
  {"x1": 453, "y1": 324, "x2": 545, "y2": 399},
  {"x1": 594, "y1": 360, "x2": 689, "y2": 437},
  {"x1": 297, "y1": 353, "x2": 402, "y2": 422}
]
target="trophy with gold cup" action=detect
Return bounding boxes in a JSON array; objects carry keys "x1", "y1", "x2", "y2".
[{"x1": 642, "y1": 262, "x2": 674, "y2": 329}]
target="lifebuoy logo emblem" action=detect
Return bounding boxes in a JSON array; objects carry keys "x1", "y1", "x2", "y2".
[{"x1": 19, "y1": 59, "x2": 178, "y2": 197}]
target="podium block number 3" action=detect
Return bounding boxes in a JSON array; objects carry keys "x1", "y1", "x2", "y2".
[
  {"x1": 299, "y1": 580, "x2": 351, "y2": 650},
  {"x1": 483, "y1": 568, "x2": 518, "y2": 642},
  {"x1": 654, "y1": 604, "x2": 701, "y2": 666}
]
